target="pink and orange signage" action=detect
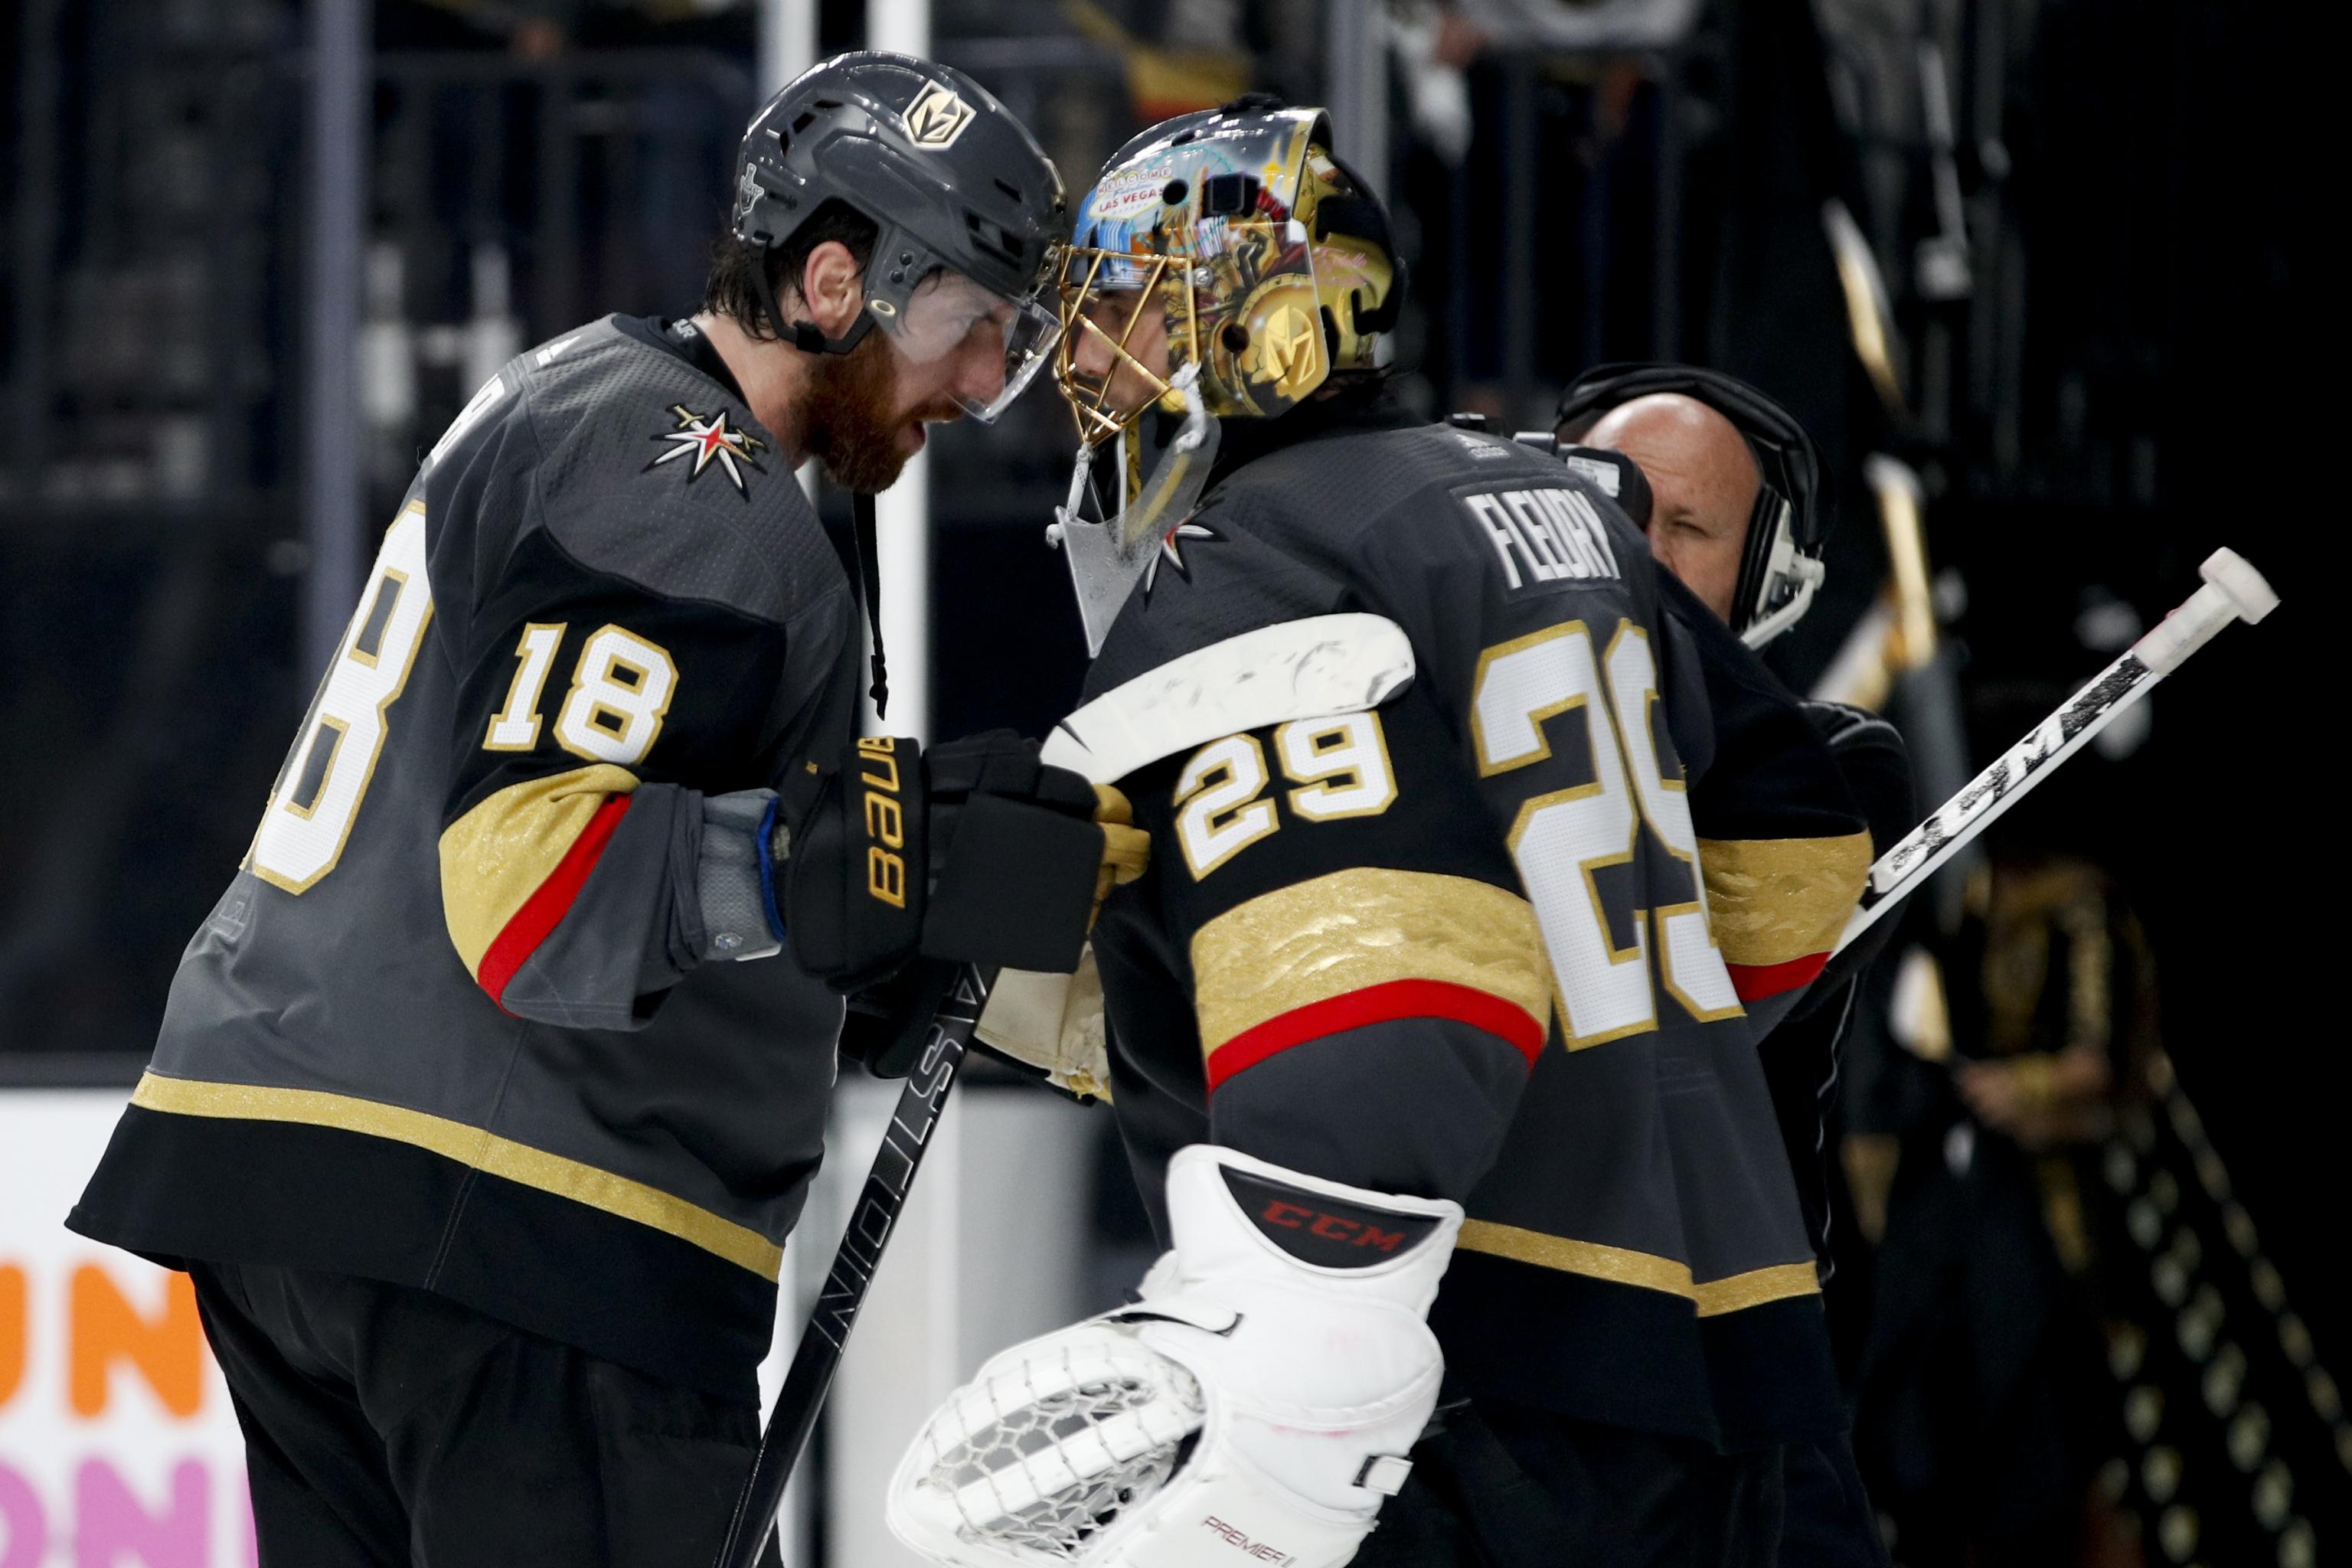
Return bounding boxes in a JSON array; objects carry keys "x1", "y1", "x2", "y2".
[{"x1": 0, "y1": 1093, "x2": 253, "y2": 1567}]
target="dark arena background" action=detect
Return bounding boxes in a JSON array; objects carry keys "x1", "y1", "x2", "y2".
[{"x1": 0, "y1": 2, "x2": 2334, "y2": 1564}]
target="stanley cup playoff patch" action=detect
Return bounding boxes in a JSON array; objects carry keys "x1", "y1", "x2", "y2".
[
  {"x1": 646, "y1": 405, "x2": 766, "y2": 495},
  {"x1": 904, "y1": 81, "x2": 974, "y2": 149}
]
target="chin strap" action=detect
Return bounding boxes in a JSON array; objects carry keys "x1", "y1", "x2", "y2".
[
  {"x1": 751, "y1": 259, "x2": 876, "y2": 357},
  {"x1": 791, "y1": 315, "x2": 877, "y2": 356},
  {"x1": 750, "y1": 253, "x2": 885, "y2": 710},
  {"x1": 850, "y1": 491, "x2": 889, "y2": 718}
]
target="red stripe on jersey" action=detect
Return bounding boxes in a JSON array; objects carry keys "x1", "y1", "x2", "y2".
[
  {"x1": 1725, "y1": 951, "x2": 1828, "y2": 1002},
  {"x1": 475, "y1": 795, "x2": 632, "y2": 1011},
  {"x1": 1205, "y1": 978, "x2": 1547, "y2": 1094}
]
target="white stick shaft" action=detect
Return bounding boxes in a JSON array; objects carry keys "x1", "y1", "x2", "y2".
[
  {"x1": 1832, "y1": 574, "x2": 2254, "y2": 956},
  {"x1": 2135, "y1": 580, "x2": 2241, "y2": 675}
]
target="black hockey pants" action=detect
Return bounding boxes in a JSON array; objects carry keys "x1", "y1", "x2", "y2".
[
  {"x1": 1351, "y1": 1396, "x2": 1888, "y2": 1567},
  {"x1": 187, "y1": 1259, "x2": 782, "y2": 1568}
]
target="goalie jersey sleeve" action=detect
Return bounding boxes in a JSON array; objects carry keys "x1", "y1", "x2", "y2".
[{"x1": 1086, "y1": 407, "x2": 1871, "y2": 1446}]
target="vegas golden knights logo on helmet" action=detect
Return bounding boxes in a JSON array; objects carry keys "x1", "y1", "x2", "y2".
[{"x1": 903, "y1": 82, "x2": 974, "y2": 150}]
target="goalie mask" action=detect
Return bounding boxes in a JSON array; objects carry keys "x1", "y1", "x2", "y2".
[
  {"x1": 1556, "y1": 364, "x2": 1831, "y2": 649},
  {"x1": 730, "y1": 53, "x2": 1069, "y2": 423},
  {"x1": 1047, "y1": 100, "x2": 1403, "y2": 654},
  {"x1": 1056, "y1": 102, "x2": 1399, "y2": 441}
]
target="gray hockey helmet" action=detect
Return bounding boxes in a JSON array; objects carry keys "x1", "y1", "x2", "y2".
[{"x1": 731, "y1": 52, "x2": 1070, "y2": 421}]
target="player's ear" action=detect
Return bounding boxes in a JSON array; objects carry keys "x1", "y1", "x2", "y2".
[{"x1": 800, "y1": 240, "x2": 865, "y2": 338}]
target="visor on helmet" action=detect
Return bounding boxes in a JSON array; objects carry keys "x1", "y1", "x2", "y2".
[{"x1": 870, "y1": 266, "x2": 1063, "y2": 423}]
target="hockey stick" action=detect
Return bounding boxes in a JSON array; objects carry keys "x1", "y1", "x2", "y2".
[
  {"x1": 714, "y1": 961, "x2": 996, "y2": 1568},
  {"x1": 1832, "y1": 548, "x2": 2278, "y2": 958}
]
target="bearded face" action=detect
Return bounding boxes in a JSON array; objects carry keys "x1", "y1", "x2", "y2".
[
  {"x1": 801, "y1": 331, "x2": 909, "y2": 495},
  {"x1": 798, "y1": 327, "x2": 977, "y2": 495}
]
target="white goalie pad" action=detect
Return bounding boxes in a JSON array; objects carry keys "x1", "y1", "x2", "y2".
[
  {"x1": 1040, "y1": 614, "x2": 1416, "y2": 786},
  {"x1": 889, "y1": 1147, "x2": 1462, "y2": 1568}
]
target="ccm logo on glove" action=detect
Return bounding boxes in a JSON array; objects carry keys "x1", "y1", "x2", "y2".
[
  {"x1": 856, "y1": 737, "x2": 909, "y2": 908},
  {"x1": 1260, "y1": 1203, "x2": 1409, "y2": 1253},
  {"x1": 1223, "y1": 1168, "x2": 1443, "y2": 1269}
]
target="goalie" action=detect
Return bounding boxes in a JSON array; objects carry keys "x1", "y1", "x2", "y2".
[{"x1": 892, "y1": 100, "x2": 1876, "y2": 1566}]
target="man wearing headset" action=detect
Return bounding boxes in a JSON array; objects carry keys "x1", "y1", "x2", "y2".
[
  {"x1": 1559, "y1": 365, "x2": 1916, "y2": 1568},
  {"x1": 1554, "y1": 365, "x2": 1829, "y2": 652}
]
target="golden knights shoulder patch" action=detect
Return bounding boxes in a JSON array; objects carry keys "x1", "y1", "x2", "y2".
[{"x1": 645, "y1": 405, "x2": 766, "y2": 495}]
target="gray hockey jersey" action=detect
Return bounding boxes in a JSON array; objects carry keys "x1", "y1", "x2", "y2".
[{"x1": 71, "y1": 316, "x2": 859, "y2": 1397}]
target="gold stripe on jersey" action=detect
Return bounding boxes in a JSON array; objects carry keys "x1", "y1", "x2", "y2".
[
  {"x1": 129, "y1": 1072, "x2": 782, "y2": 1279},
  {"x1": 1458, "y1": 1218, "x2": 1821, "y2": 1317},
  {"x1": 1690, "y1": 1261, "x2": 1828, "y2": 1315},
  {"x1": 1693, "y1": 831, "x2": 1872, "y2": 969},
  {"x1": 439, "y1": 764, "x2": 641, "y2": 975},
  {"x1": 1191, "y1": 867, "x2": 1550, "y2": 1055}
]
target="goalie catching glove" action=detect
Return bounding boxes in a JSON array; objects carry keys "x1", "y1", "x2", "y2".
[
  {"x1": 887, "y1": 1145, "x2": 1462, "y2": 1567},
  {"x1": 788, "y1": 730, "x2": 1148, "y2": 994}
]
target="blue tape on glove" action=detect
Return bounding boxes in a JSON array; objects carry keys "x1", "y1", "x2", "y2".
[{"x1": 755, "y1": 795, "x2": 787, "y2": 942}]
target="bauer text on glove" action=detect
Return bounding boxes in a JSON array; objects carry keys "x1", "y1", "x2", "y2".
[{"x1": 788, "y1": 731, "x2": 1149, "y2": 991}]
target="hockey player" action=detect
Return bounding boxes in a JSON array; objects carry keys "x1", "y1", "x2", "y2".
[
  {"x1": 66, "y1": 55, "x2": 1133, "y2": 1568},
  {"x1": 889, "y1": 101, "x2": 1876, "y2": 1567}
]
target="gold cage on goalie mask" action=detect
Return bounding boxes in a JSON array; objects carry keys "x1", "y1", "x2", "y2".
[{"x1": 1054, "y1": 106, "x2": 1398, "y2": 450}]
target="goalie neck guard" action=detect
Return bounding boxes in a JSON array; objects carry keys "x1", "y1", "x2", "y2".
[{"x1": 1557, "y1": 364, "x2": 1830, "y2": 649}]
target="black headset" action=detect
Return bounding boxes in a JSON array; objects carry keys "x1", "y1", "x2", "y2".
[{"x1": 1554, "y1": 364, "x2": 1831, "y2": 648}]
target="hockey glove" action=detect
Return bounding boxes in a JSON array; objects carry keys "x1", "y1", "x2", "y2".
[
  {"x1": 789, "y1": 732, "x2": 1147, "y2": 994},
  {"x1": 1795, "y1": 699, "x2": 1914, "y2": 1001},
  {"x1": 836, "y1": 956, "x2": 962, "y2": 1078},
  {"x1": 888, "y1": 1145, "x2": 1462, "y2": 1568},
  {"x1": 695, "y1": 790, "x2": 793, "y2": 962}
]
